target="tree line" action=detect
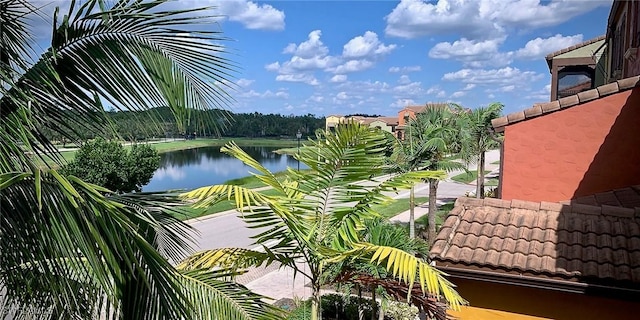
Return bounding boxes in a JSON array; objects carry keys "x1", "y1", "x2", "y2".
[{"x1": 41, "y1": 107, "x2": 326, "y2": 144}]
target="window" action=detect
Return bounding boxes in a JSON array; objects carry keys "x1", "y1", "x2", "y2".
[
  {"x1": 636, "y1": 2, "x2": 640, "y2": 47},
  {"x1": 611, "y1": 14, "x2": 626, "y2": 78},
  {"x1": 557, "y1": 67, "x2": 595, "y2": 99}
]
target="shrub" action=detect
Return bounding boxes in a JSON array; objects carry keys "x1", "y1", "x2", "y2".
[{"x1": 62, "y1": 138, "x2": 159, "y2": 193}]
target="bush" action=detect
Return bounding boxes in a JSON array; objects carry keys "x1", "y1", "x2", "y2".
[
  {"x1": 62, "y1": 138, "x2": 159, "y2": 193},
  {"x1": 321, "y1": 293, "x2": 377, "y2": 320},
  {"x1": 384, "y1": 300, "x2": 419, "y2": 320},
  {"x1": 286, "y1": 300, "x2": 312, "y2": 320}
]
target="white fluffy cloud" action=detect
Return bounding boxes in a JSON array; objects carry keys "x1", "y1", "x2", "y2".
[
  {"x1": 427, "y1": 86, "x2": 447, "y2": 98},
  {"x1": 385, "y1": 0, "x2": 607, "y2": 40},
  {"x1": 330, "y1": 75, "x2": 348, "y2": 83},
  {"x1": 515, "y1": 34, "x2": 584, "y2": 59},
  {"x1": 283, "y1": 30, "x2": 328, "y2": 58},
  {"x1": 450, "y1": 91, "x2": 466, "y2": 98},
  {"x1": 268, "y1": 30, "x2": 394, "y2": 85},
  {"x1": 236, "y1": 78, "x2": 255, "y2": 87},
  {"x1": 215, "y1": 0, "x2": 285, "y2": 31},
  {"x1": 238, "y1": 89, "x2": 289, "y2": 99},
  {"x1": 390, "y1": 98, "x2": 417, "y2": 108},
  {"x1": 275, "y1": 74, "x2": 320, "y2": 86},
  {"x1": 389, "y1": 66, "x2": 422, "y2": 73},
  {"x1": 442, "y1": 67, "x2": 543, "y2": 86},
  {"x1": 342, "y1": 31, "x2": 397, "y2": 58},
  {"x1": 429, "y1": 37, "x2": 512, "y2": 67},
  {"x1": 329, "y1": 31, "x2": 396, "y2": 74},
  {"x1": 385, "y1": 0, "x2": 497, "y2": 39}
]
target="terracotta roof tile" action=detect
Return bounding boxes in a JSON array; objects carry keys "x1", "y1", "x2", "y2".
[
  {"x1": 577, "y1": 88, "x2": 599, "y2": 103},
  {"x1": 523, "y1": 105, "x2": 543, "y2": 118},
  {"x1": 597, "y1": 82, "x2": 619, "y2": 97},
  {"x1": 492, "y1": 75, "x2": 640, "y2": 130},
  {"x1": 430, "y1": 196, "x2": 640, "y2": 284}
]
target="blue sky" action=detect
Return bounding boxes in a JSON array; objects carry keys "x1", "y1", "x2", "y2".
[{"x1": 36, "y1": 0, "x2": 614, "y2": 117}]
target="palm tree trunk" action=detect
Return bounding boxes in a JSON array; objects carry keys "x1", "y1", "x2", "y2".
[
  {"x1": 428, "y1": 178, "x2": 439, "y2": 245},
  {"x1": 358, "y1": 284, "x2": 364, "y2": 320},
  {"x1": 478, "y1": 151, "x2": 485, "y2": 198},
  {"x1": 371, "y1": 286, "x2": 377, "y2": 320},
  {"x1": 409, "y1": 186, "x2": 415, "y2": 239},
  {"x1": 311, "y1": 282, "x2": 322, "y2": 320}
]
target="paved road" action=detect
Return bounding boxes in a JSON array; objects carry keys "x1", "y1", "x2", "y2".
[{"x1": 187, "y1": 150, "x2": 500, "y2": 253}]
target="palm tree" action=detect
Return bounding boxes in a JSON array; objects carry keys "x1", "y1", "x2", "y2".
[
  {"x1": 1, "y1": 1, "x2": 278, "y2": 319},
  {"x1": 385, "y1": 132, "x2": 429, "y2": 239},
  {"x1": 407, "y1": 106, "x2": 465, "y2": 244},
  {"x1": 324, "y1": 219, "x2": 451, "y2": 320},
  {"x1": 455, "y1": 103, "x2": 503, "y2": 198},
  {"x1": 179, "y1": 123, "x2": 466, "y2": 320}
]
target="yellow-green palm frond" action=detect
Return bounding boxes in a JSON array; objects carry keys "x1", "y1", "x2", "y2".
[
  {"x1": 177, "y1": 248, "x2": 272, "y2": 272},
  {"x1": 330, "y1": 243, "x2": 467, "y2": 310},
  {"x1": 181, "y1": 184, "x2": 271, "y2": 212},
  {"x1": 221, "y1": 142, "x2": 288, "y2": 193}
]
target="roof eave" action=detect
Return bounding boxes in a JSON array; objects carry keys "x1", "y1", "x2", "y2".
[{"x1": 435, "y1": 264, "x2": 640, "y2": 300}]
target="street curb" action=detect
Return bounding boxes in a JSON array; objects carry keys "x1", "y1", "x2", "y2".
[{"x1": 184, "y1": 209, "x2": 240, "y2": 224}]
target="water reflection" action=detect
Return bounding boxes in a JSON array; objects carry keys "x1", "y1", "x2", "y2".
[{"x1": 143, "y1": 146, "x2": 302, "y2": 192}]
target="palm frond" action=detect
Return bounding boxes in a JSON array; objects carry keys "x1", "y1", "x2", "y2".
[
  {"x1": 330, "y1": 243, "x2": 467, "y2": 310},
  {"x1": 2, "y1": 0, "x2": 236, "y2": 167},
  {"x1": 178, "y1": 269, "x2": 284, "y2": 320},
  {"x1": 0, "y1": 169, "x2": 197, "y2": 319}
]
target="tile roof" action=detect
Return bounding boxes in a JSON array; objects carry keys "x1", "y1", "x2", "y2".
[
  {"x1": 545, "y1": 35, "x2": 606, "y2": 60},
  {"x1": 430, "y1": 196, "x2": 640, "y2": 285},
  {"x1": 566, "y1": 186, "x2": 640, "y2": 210},
  {"x1": 400, "y1": 103, "x2": 450, "y2": 114},
  {"x1": 491, "y1": 76, "x2": 640, "y2": 131}
]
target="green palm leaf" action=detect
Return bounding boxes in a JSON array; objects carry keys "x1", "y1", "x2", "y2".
[{"x1": 180, "y1": 123, "x2": 463, "y2": 320}]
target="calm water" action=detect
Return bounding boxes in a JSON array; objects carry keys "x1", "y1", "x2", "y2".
[{"x1": 142, "y1": 146, "x2": 302, "y2": 192}]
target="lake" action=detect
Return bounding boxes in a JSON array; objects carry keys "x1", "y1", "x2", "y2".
[{"x1": 142, "y1": 146, "x2": 302, "y2": 192}]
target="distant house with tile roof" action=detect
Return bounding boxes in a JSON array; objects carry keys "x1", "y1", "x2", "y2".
[
  {"x1": 395, "y1": 103, "x2": 450, "y2": 140},
  {"x1": 430, "y1": 1, "x2": 640, "y2": 319},
  {"x1": 324, "y1": 114, "x2": 398, "y2": 135}
]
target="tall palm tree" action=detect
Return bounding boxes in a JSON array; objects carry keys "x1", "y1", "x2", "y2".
[
  {"x1": 407, "y1": 106, "x2": 465, "y2": 244},
  {"x1": 179, "y1": 123, "x2": 466, "y2": 320},
  {"x1": 385, "y1": 132, "x2": 428, "y2": 239},
  {"x1": 0, "y1": 1, "x2": 278, "y2": 319},
  {"x1": 455, "y1": 103, "x2": 503, "y2": 198}
]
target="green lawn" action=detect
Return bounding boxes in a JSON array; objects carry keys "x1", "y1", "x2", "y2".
[
  {"x1": 376, "y1": 197, "x2": 428, "y2": 219},
  {"x1": 38, "y1": 138, "x2": 300, "y2": 168},
  {"x1": 175, "y1": 192, "x2": 431, "y2": 221},
  {"x1": 491, "y1": 160, "x2": 500, "y2": 165},
  {"x1": 415, "y1": 202, "x2": 455, "y2": 229},
  {"x1": 150, "y1": 137, "x2": 300, "y2": 153},
  {"x1": 451, "y1": 170, "x2": 485, "y2": 184}
]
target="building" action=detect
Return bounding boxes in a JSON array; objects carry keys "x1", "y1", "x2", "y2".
[
  {"x1": 430, "y1": 1, "x2": 640, "y2": 319},
  {"x1": 324, "y1": 114, "x2": 398, "y2": 135},
  {"x1": 545, "y1": 36, "x2": 607, "y2": 101},
  {"x1": 395, "y1": 103, "x2": 450, "y2": 140}
]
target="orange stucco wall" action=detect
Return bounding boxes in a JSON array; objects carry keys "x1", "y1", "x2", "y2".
[
  {"x1": 450, "y1": 278, "x2": 640, "y2": 320},
  {"x1": 501, "y1": 88, "x2": 640, "y2": 202},
  {"x1": 397, "y1": 109, "x2": 417, "y2": 126}
]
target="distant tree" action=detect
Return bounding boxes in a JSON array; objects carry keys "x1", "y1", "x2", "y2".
[
  {"x1": 63, "y1": 139, "x2": 160, "y2": 193},
  {"x1": 408, "y1": 106, "x2": 465, "y2": 244},
  {"x1": 456, "y1": 103, "x2": 503, "y2": 198}
]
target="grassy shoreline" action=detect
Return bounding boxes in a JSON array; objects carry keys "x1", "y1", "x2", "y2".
[{"x1": 41, "y1": 137, "x2": 300, "y2": 167}]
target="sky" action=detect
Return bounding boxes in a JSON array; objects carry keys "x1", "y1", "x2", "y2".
[{"x1": 32, "y1": 0, "x2": 614, "y2": 117}]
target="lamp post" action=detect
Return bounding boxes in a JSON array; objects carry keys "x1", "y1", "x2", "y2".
[{"x1": 296, "y1": 130, "x2": 302, "y2": 171}]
